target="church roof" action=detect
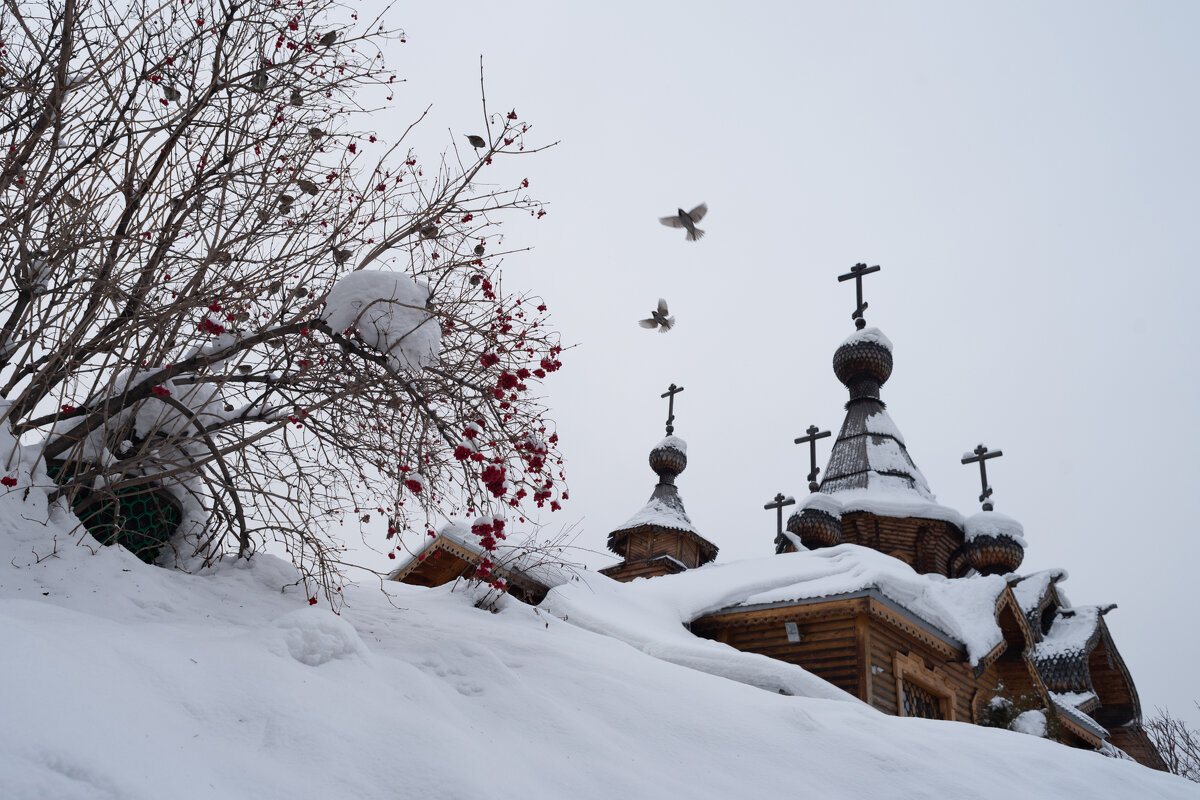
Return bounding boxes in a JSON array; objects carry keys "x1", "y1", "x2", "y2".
[
  {"x1": 612, "y1": 484, "x2": 696, "y2": 536},
  {"x1": 813, "y1": 328, "x2": 963, "y2": 526}
]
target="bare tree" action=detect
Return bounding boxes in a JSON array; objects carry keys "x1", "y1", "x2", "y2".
[
  {"x1": 1146, "y1": 705, "x2": 1200, "y2": 782},
  {"x1": 0, "y1": 0, "x2": 565, "y2": 604}
]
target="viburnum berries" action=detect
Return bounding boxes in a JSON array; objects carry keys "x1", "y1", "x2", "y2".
[
  {"x1": 150, "y1": 385, "x2": 170, "y2": 398},
  {"x1": 1, "y1": 476, "x2": 16, "y2": 487},
  {"x1": 199, "y1": 318, "x2": 225, "y2": 335}
]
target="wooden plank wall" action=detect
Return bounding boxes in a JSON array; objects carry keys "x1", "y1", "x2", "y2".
[
  {"x1": 839, "y1": 513, "x2": 963, "y2": 578},
  {"x1": 865, "y1": 617, "x2": 993, "y2": 721},
  {"x1": 692, "y1": 612, "x2": 862, "y2": 698}
]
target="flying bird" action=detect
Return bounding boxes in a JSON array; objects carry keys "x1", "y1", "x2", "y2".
[
  {"x1": 638, "y1": 298, "x2": 675, "y2": 333},
  {"x1": 659, "y1": 202, "x2": 708, "y2": 242}
]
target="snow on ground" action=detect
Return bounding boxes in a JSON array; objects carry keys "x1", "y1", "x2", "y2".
[{"x1": 0, "y1": 495, "x2": 1195, "y2": 797}]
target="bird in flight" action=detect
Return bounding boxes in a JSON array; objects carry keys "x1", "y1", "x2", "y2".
[
  {"x1": 659, "y1": 203, "x2": 708, "y2": 241},
  {"x1": 638, "y1": 298, "x2": 676, "y2": 333}
]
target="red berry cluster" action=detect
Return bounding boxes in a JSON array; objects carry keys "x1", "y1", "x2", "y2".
[
  {"x1": 471, "y1": 515, "x2": 506, "y2": 552},
  {"x1": 199, "y1": 317, "x2": 225, "y2": 336}
]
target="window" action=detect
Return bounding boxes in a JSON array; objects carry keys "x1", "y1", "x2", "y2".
[
  {"x1": 893, "y1": 651, "x2": 957, "y2": 721},
  {"x1": 902, "y1": 678, "x2": 943, "y2": 720}
]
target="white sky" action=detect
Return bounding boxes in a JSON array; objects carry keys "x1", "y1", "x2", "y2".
[{"x1": 361, "y1": 1, "x2": 1200, "y2": 728}]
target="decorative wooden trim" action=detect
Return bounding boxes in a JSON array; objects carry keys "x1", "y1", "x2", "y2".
[
  {"x1": 866, "y1": 601, "x2": 961, "y2": 660},
  {"x1": 893, "y1": 651, "x2": 958, "y2": 721}
]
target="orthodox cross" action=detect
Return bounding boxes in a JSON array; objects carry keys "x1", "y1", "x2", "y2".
[
  {"x1": 837, "y1": 263, "x2": 881, "y2": 330},
  {"x1": 961, "y1": 443, "x2": 1003, "y2": 511},
  {"x1": 661, "y1": 383, "x2": 684, "y2": 435},
  {"x1": 794, "y1": 424, "x2": 831, "y2": 492},
  {"x1": 764, "y1": 493, "x2": 796, "y2": 538}
]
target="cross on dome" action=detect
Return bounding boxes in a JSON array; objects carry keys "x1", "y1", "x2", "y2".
[
  {"x1": 661, "y1": 383, "x2": 684, "y2": 435},
  {"x1": 763, "y1": 493, "x2": 795, "y2": 538},
  {"x1": 837, "y1": 263, "x2": 881, "y2": 330},
  {"x1": 794, "y1": 424, "x2": 831, "y2": 492},
  {"x1": 961, "y1": 443, "x2": 1003, "y2": 511}
]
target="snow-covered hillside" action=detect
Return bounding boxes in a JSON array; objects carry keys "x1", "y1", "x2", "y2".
[{"x1": 1, "y1": 490, "x2": 1195, "y2": 800}]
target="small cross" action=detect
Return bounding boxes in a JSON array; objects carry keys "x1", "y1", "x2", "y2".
[
  {"x1": 837, "y1": 263, "x2": 881, "y2": 330},
  {"x1": 764, "y1": 493, "x2": 796, "y2": 538},
  {"x1": 661, "y1": 383, "x2": 684, "y2": 435},
  {"x1": 794, "y1": 424, "x2": 831, "y2": 492},
  {"x1": 961, "y1": 443, "x2": 1003, "y2": 510}
]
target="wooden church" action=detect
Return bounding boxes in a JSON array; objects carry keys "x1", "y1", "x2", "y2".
[
  {"x1": 597, "y1": 265, "x2": 1164, "y2": 769},
  {"x1": 396, "y1": 265, "x2": 1165, "y2": 770}
]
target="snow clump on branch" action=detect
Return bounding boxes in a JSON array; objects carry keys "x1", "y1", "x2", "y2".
[{"x1": 322, "y1": 271, "x2": 440, "y2": 372}]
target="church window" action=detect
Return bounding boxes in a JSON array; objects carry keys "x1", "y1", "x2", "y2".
[{"x1": 893, "y1": 651, "x2": 957, "y2": 721}]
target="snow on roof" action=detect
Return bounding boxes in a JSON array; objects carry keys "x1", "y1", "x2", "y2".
[
  {"x1": 1052, "y1": 690, "x2": 1099, "y2": 711},
  {"x1": 841, "y1": 326, "x2": 893, "y2": 352},
  {"x1": 322, "y1": 270, "x2": 440, "y2": 372},
  {"x1": 549, "y1": 545, "x2": 1009, "y2": 667},
  {"x1": 656, "y1": 435, "x2": 687, "y2": 454},
  {"x1": 1051, "y1": 695, "x2": 1110, "y2": 740},
  {"x1": 1033, "y1": 605, "x2": 1108, "y2": 660},
  {"x1": 798, "y1": 492, "x2": 843, "y2": 516},
  {"x1": 964, "y1": 511, "x2": 1027, "y2": 547},
  {"x1": 819, "y1": 405, "x2": 964, "y2": 527},
  {"x1": 827, "y1": 486, "x2": 965, "y2": 526},
  {"x1": 1012, "y1": 569, "x2": 1068, "y2": 616},
  {"x1": 612, "y1": 494, "x2": 696, "y2": 535},
  {"x1": 541, "y1": 561, "x2": 859, "y2": 702}
]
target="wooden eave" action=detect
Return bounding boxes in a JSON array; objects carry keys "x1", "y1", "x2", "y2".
[
  {"x1": 598, "y1": 553, "x2": 688, "y2": 578},
  {"x1": 606, "y1": 523, "x2": 719, "y2": 564},
  {"x1": 693, "y1": 589, "x2": 966, "y2": 661},
  {"x1": 389, "y1": 534, "x2": 549, "y2": 601},
  {"x1": 1056, "y1": 709, "x2": 1107, "y2": 749},
  {"x1": 1091, "y1": 617, "x2": 1142, "y2": 723},
  {"x1": 974, "y1": 587, "x2": 1041, "y2": 672},
  {"x1": 389, "y1": 536, "x2": 479, "y2": 583}
]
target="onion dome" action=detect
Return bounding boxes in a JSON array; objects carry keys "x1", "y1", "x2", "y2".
[
  {"x1": 784, "y1": 493, "x2": 843, "y2": 551},
  {"x1": 649, "y1": 435, "x2": 687, "y2": 483},
  {"x1": 963, "y1": 511, "x2": 1026, "y2": 575},
  {"x1": 833, "y1": 327, "x2": 893, "y2": 402}
]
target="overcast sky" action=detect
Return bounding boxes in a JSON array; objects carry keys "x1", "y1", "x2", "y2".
[{"x1": 359, "y1": 1, "x2": 1200, "y2": 727}]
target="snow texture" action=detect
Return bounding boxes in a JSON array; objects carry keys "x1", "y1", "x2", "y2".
[
  {"x1": 863, "y1": 410, "x2": 905, "y2": 444},
  {"x1": 965, "y1": 510, "x2": 1028, "y2": 547},
  {"x1": 830, "y1": 487, "x2": 966, "y2": 526},
  {"x1": 322, "y1": 270, "x2": 439, "y2": 372},
  {"x1": 841, "y1": 326, "x2": 893, "y2": 352},
  {"x1": 0, "y1": 417, "x2": 1192, "y2": 799},
  {"x1": 614, "y1": 496, "x2": 696, "y2": 534},
  {"x1": 655, "y1": 434, "x2": 687, "y2": 454},
  {"x1": 1034, "y1": 605, "x2": 1109, "y2": 659},
  {"x1": 0, "y1": 494, "x2": 1193, "y2": 798},
  {"x1": 798, "y1": 491, "x2": 844, "y2": 516},
  {"x1": 1052, "y1": 690, "x2": 1099, "y2": 710},
  {"x1": 1013, "y1": 569, "x2": 1068, "y2": 615},
  {"x1": 1012, "y1": 709, "x2": 1049, "y2": 738}
]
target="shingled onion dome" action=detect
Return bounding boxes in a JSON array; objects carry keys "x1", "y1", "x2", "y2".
[
  {"x1": 649, "y1": 435, "x2": 687, "y2": 480},
  {"x1": 833, "y1": 327, "x2": 893, "y2": 403},
  {"x1": 962, "y1": 510, "x2": 1026, "y2": 575},
  {"x1": 784, "y1": 493, "x2": 843, "y2": 551}
]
